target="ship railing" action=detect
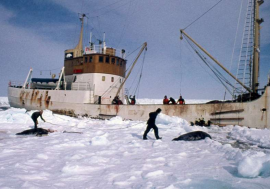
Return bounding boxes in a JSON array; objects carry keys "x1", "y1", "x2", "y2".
[
  {"x1": 71, "y1": 82, "x2": 93, "y2": 91},
  {"x1": 84, "y1": 45, "x2": 126, "y2": 59},
  {"x1": 9, "y1": 81, "x2": 24, "y2": 88}
]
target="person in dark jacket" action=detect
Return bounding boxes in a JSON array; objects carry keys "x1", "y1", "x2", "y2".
[
  {"x1": 112, "y1": 96, "x2": 123, "y2": 105},
  {"x1": 130, "y1": 95, "x2": 136, "y2": 105},
  {"x1": 31, "y1": 110, "x2": 46, "y2": 130},
  {"x1": 143, "y1": 108, "x2": 162, "y2": 140},
  {"x1": 112, "y1": 96, "x2": 119, "y2": 104}
]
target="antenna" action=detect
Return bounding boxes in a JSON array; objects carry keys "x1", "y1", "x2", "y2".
[
  {"x1": 89, "y1": 32, "x2": 92, "y2": 45},
  {"x1": 103, "y1": 32, "x2": 106, "y2": 54}
]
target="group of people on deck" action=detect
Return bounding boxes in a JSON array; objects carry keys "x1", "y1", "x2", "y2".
[
  {"x1": 163, "y1": 95, "x2": 185, "y2": 105},
  {"x1": 112, "y1": 95, "x2": 136, "y2": 105},
  {"x1": 112, "y1": 95, "x2": 184, "y2": 105}
]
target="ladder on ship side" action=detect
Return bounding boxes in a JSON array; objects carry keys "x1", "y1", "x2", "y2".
[{"x1": 233, "y1": 0, "x2": 255, "y2": 98}]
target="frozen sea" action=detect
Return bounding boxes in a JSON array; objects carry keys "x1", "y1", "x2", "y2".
[{"x1": 0, "y1": 97, "x2": 270, "y2": 189}]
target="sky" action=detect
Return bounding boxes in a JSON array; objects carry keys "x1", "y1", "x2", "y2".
[{"x1": 0, "y1": 0, "x2": 269, "y2": 99}]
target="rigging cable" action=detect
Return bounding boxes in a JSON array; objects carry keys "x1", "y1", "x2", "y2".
[
  {"x1": 179, "y1": 39, "x2": 183, "y2": 95},
  {"x1": 133, "y1": 49, "x2": 147, "y2": 97},
  {"x1": 89, "y1": 0, "x2": 133, "y2": 18},
  {"x1": 97, "y1": 16, "x2": 102, "y2": 40},
  {"x1": 183, "y1": 0, "x2": 224, "y2": 30},
  {"x1": 94, "y1": 45, "x2": 146, "y2": 103},
  {"x1": 127, "y1": 45, "x2": 147, "y2": 94},
  {"x1": 182, "y1": 36, "x2": 223, "y2": 85},
  {"x1": 126, "y1": 43, "x2": 145, "y2": 58},
  {"x1": 183, "y1": 35, "x2": 235, "y2": 96},
  {"x1": 116, "y1": 0, "x2": 138, "y2": 49},
  {"x1": 91, "y1": 0, "x2": 130, "y2": 14},
  {"x1": 80, "y1": 0, "x2": 85, "y2": 13},
  {"x1": 227, "y1": 0, "x2": 244, "y2": 100},
  {"x1": 127, "y1": 47, "x2": 147, "y2": 94}
]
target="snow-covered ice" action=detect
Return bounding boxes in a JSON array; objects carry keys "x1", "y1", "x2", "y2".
[{"x1": 0, "y1": 98, "x2": 270, "y2": 188}]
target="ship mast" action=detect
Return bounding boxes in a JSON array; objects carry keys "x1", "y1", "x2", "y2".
[
  {"x1": 252, "y1": 0, "x2": 264, "y2": 93},
  {"x1": 180, "y1": 0, "x2": 264, "y2": 96},
  {"x1": 75, "y1": 13, "x2": 86, "y2": 57},
  {"x1": 64, "y1": 13, "x2": 86, "y2": 58}
]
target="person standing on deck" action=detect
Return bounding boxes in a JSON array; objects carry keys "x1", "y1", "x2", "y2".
[
  {"x1": 177, "y1": 95, "x2": 185, "y2": 105},
  {"x1": 143, "y1": 108, "x2": 162, "y2": 140},
  {"x1": 130, "y1": 95, "x2": 136, "y2": 105},
  {"x1": 163, "y1": 95, "x2": 169, "y2": 104},
  {"x1": 31, "y1": 110, "x2": 46, "y2": 130}
]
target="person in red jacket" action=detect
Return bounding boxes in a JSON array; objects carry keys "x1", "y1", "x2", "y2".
[
  {"x1": 177, "y1": 95, "x2": 185, "y2": 105},
  {"x1": 130, "y1": 95, "x2": 136, "y2": 105},
  {"x1": 163, "y1": 95, "x2": 169, "y2": 104}
]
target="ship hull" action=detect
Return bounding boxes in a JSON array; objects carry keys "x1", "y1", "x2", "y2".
[{"x1": 8, "y1": 86, "x2": 269, "y2": 129}]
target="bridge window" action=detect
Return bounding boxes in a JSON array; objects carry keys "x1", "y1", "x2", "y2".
[
  {"x1": 99, "y1": 56, "x2": 104, "y2": 63},
  {"x1": 89, "y1": 56, "x2": 93, "y2": 63},
  {"x1": 102, "y1": 76, "x2": 105, "y2": 81},
  {"x1": 84, "y1": 57, "x2": 88, "y2": 63},
  {"x1": 105, "y1": 56, "x2": 109, "y2": 63},
  {"x1": 111, "y1": 58, "x2": 115, "y2": 64},
  {"x1": 116, "y1": 59, "x2": 119, "y2": 65},
  {"x1": 120, "y1": 60, "x2": 122, "y2": 66}
]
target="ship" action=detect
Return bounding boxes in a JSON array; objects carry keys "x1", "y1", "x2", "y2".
[{"x1": 8, "y1": 1, "x2": 269, "y2": 129}]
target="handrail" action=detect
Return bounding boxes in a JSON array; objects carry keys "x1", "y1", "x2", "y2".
[
  {"x1": 84, "y1": 45, "x2": 126, "y2": 59},
  {"x1": 71, "y1": 82, "x2": 93, "y2": 91}
]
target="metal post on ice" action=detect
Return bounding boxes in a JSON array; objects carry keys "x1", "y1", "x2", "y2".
[
  {"x1": 55, "y1": 67, "x2": 66, "y2": 90},
  {"x1": 22, "y1": 68, "x2": 33, "y2": 89}
]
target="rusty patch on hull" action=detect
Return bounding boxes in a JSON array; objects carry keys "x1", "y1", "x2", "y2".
[
  {"x1": 52, "y1": 109, "x2": 76, "y2": 117},
  {"x1": 114, "y1": 105, "x2": 119, "y2": 114},
  {"x1": 44, "y1": 91, "x2": 50, "y2": 109},
  {"x1": 19, "y1": 90, "x2": 25, "y2": 105},
  {"x1": 37, "y1": 94, "x2": 43, "y2": 107}
]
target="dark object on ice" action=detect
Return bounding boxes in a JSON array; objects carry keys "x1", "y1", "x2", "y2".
[
  {"x1": 190, "y1": 118, "x2": 211, "y2": 127},
  {"x1": 172, "y1": 131, "x2": 212, "y2": 141},
  {"x1": 16, "y1": 128, "x2": 49, "y2": 136},
  {"x1": 63, "y1": 131, "x2": 83, "y2": 134}
]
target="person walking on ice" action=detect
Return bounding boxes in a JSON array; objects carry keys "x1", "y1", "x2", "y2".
[
  {"x1": 31, "y1": 110, "x2": 46, "y2": 130},
  {"x1": 143, "y1": 108, "x2": 162, "y2": 140}
]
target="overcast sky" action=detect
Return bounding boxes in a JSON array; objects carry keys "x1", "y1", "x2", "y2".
[{"x1": 0, "y1": 0, "x2": 269, "y2": 99}]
